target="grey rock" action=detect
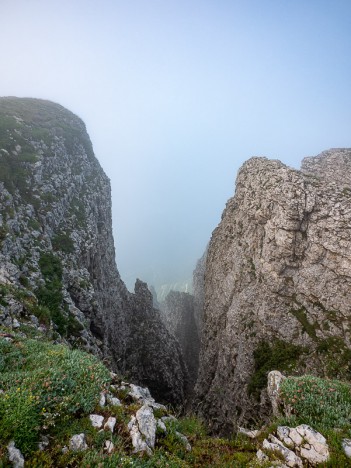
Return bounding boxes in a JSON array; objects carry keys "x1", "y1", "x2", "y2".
[
  {"x1": 263, "y1": 435, "x2": 303, "y2": 467},
  {"x1": 69, "y1": 433, "x2": 88, "y2": 451},
  {"x1": 157, "y1": 419, "x2": 167, "y2": 433},
  {"x1": 195, "y1": 149, "x2": 351, "y2": 432},
  {"x1": 268, "y1": 371, "x2": 286, "y2": 417},
  {"x1": 128, "y1": 415, "x2": 152, "y2": 455},
  {"x1": 295, "y1": 425, "x2": 329, "y2": 464},
  {"x1": 0, "y1": 97, "x2": 186, "y2": 406},
  {"x1": 7, "y1": 441, "x2": 24, "y2": 468},
  {"x1": 89, "y1": 414, "x2": 104, "y2": 428},
  {"x1": 128, "y1": 383, "x2": 166, "y2": 410},
  {"x1": 129, "y1": 384, "x2": 153, "y2": 402},
  {"x1": 38, "y1": 435, "x2": 49, "y2": 451},
  {"x1": 107, "y1": 394, "x2": 121, "y2": 406},
  {"x1": 104, "y1": 416, "x2": 116, "y2": 432},
  {"x1": 104, "y1": 440, "x2": 114, "y2": 454},
  {"x1": 12, "y1": 318, "x2": 20, "y2": 329},
  {"x1": 136, "y1": 405, "x2": 156, "y2": 449},
  {"x1": 342, "y1": 439, "x2": 351, "y2": 458},
  {"x1": 175, "y1": 431, "x2": 192, "y2": 451},
  {"x1": 256, "y1": 449, "x2": 269, "y2": 462},
  {"x1": 29, "y1": 315, "x2": 40, "y2": 327},
  {"x1": 99, "y1": 392, "x2": 106, "y2": 407},
  {"x1": 238, "y1": 426, "x2": 261, "y2": 439}
]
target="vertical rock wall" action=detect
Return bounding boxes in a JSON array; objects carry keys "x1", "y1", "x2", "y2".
[
  {"x1": 195, "y1": 149, "x2": 351, "y2": 433},
  {"x1": 0, "y1": 97, "x2": 186, "y2": 404}
]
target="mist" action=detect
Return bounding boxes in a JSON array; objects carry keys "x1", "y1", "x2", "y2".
[{"x1": 1, "y1": 0, "x2": 350, "y2": 293}]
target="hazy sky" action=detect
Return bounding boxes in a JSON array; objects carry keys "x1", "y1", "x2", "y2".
[{"x1": 1, "y1": 0, "x2": 350, "y2": 291}]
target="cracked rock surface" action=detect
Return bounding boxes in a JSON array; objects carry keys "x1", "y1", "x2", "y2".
[{"x1": 195, "y1": 149, "x2": 351, "y2": 432}]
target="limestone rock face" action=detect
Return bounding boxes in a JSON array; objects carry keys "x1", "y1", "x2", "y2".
[
  {"x1": 195, "y1": 149, "x2": 351, "y2": 432},
  {"x1": 0, "y1": 97, "x2": 185, "y2": 404},
  {"x1": 193, "y1": 248, "x2": 207, "y2": 334}
]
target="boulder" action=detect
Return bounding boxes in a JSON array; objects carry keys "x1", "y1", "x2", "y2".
[
  {"x1": 7, "y1": 441, "x2": 24, "y2": 468},
  {"x1": 69, "y1": 433, "x2": 88, "y2": 451},
  {"x1": 89, "y1": 414, "x2": 104, "y2": 428}
]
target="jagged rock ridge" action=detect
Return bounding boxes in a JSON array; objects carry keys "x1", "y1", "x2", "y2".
[
  {"x1": 0, "y1": 97, "x2": 186, "y2": 404},
  {"x1": 195, "y1": 148, "x2": 351, "y2": 433}
]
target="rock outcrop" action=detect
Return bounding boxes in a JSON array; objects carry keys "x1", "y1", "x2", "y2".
[
  {"x1": 0, "y1": 97, "x2": 186, "y2": 404},
  {"x1": 193, "y1": 248, "x2": 207, "y2": 334},
  {"x1": 195, "y1": 148, "x2": 351, "y2": 433}
]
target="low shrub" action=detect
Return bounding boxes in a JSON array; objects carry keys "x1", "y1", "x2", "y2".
[
  {"x1": 248, "y1": 340, "x2": 306, "y2": 399},
  {"x1": 280, "y1": 375, "x2": 351, "y2": 429},
  {"x1": 0, "y1": 337, "x2": 111, "y2": 455}
]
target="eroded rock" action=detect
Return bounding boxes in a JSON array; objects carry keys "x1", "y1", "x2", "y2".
[{"x1": 195, "y1": 149, "x2": 351, "y2": 431}]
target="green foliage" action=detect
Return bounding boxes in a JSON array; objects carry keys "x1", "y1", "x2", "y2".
[
  {"x1": 31, "y1": 305, "x2": 51, "y2": 327},
  {"x1": 248, "y1": 340, "x2": 305, "y2": 399},
  {"x1": 0, "y1": 225, "x2": 8, "y2": 247},
  {"x1": 280, "y1": 375, "x2": 351, "y2": 429},
  {"x1": 52, "y1": 232, "x2": 74, "y2": 254},
  {"x1": 174, "y1": 415, "x2": 207, "y2": 439},
  {"x1": 38, "y1": 253, "x2": 63, "y2": 281},
  {"x1": 0, "y1": 114, "x2": 38, "y2": 197},
  {"x1": 316, "y1": 337, "x2": 351, "y2": 379},
  {"x1": 0, "y1": 386, "x2": 40, "y2": 455},
  {"x1": 0, "y1": 337, "x2": 110, "y2": 455},
  {"x1": 27, "y1": 218, "x2": 41, "y2": 231},
  {"x1": 290, "y1": 306, "x2": 318, "y2": 340},
  {"x1": 36, "y1": 253, "x2": 66, "y2": 334},
  {"x1": 0, "y1": 284, "x2": 10, "y2": 307},
  {"x1": 66, "y1": 313, "x2": 84, "y2": 337}
]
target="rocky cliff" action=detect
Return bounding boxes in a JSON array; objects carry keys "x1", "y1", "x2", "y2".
[
  {"x1": 195, "y1": 148, "x2": 351, "y2": 433},
  {"x1": 0, "y1": 97, "x2": 186, "y2": 404}
]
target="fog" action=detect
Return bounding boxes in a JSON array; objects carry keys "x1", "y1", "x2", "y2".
[{"x1": 1, "y1": 1, "x2": 350, "y2": 292}]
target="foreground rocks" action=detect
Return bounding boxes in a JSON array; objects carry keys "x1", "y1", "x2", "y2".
[
  {"x1": 7, "y1": 441, "x2": 24, "y2": 468},
  {"x1": 195, "y1": 148, "x2": 351, "y2": 432},
  {"x1": 258, "y1": 424, "x2": 330, "y2": 466}
]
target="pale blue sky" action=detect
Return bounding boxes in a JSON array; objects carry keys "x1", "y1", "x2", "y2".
[{"x1": 1, "y1": 1, "x2": 350, "y2": 290}]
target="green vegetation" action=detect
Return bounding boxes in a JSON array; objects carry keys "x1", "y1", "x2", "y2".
[
  {"x1": 0, "y1": 337, "x2": 110, "y2": 455},
  {"x1": 316, "y1": 336, "x2": 351, "y2": 380},
  {"x1": 36, "y1": 253, "x2": 65, "y2": 334},
  {"x1": 0, "y1": 332, "x2": 257, "y2": 467},
  {"x1": 52, "y1": 232, "x2": 75, "y2": 254},
  {"x1": 248, "y1": 340, "x2": 306, "y2": 399},
  {"x1": 279, "y1": 375, "x2": 351, "y2": 466},
  {"x1": 290, "y1": 306, "x2": 319, "y2": 340},
  {"x1": 280, "y1": 375, "x2": 351, "y2": 430},
  {"x1": 0, "y1": 97, "x2": 95, "y2": 201}
]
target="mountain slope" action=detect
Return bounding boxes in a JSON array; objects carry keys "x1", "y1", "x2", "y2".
[{"x1": 0, "y1": 97, "x2": 186, "y2": 404}]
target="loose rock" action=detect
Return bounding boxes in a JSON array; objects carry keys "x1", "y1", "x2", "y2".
[
  {"x1": 104, "y1": 416, "x2": 116, "y2": 433},
  {"x1": 7, "y1": 441, "x2": 24, "y2": 468},
  {"x1": 69, "y1": 433, "x2": 88, "y2": 451},
  {"x1": 89, "y1": 414, "x2": 104, "y2": 428}
]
